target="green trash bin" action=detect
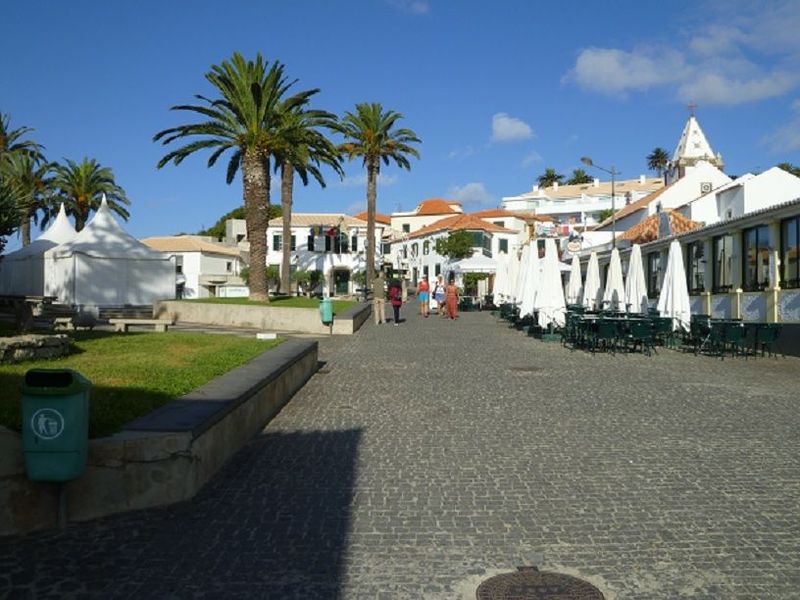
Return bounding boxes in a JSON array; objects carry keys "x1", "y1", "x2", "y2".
[
  {"x1": 21, "y1": 369, "x2": 91, "y2": 482},
  {"x1": 319, "y1": 297, "x2": 333, "y2": 324}
]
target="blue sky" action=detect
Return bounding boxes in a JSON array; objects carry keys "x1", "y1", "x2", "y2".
[{"x1": 3, "y1": 0, "x2": 799, "y2": 249}]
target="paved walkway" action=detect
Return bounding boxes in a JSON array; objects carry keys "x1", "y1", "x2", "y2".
[{"x1": 2, "y1": 306, "x2": 799, "y2": 598}]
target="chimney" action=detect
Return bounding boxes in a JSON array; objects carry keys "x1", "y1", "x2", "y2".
[
  {"x1": 532, "y1": 184, "x2": 539, "y2": 192},
  {"x1": 639, "y1": 174, "x2": 646, "y2": 184},
  {"x1": 553, "y1": 181, "x2": 559, "y2": 190},
  {"x1": 593, "y1": 178, "x2": 599, "y2": 188}
]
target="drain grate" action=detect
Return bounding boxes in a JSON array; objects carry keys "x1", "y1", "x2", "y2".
[{"x1": 476, "y1": 567, "x2": 604, "y2": 600}]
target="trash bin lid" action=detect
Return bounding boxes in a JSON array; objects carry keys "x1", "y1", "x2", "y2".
[{"x1": 21, "y1": 369, "x2": 91, "y2": 395}]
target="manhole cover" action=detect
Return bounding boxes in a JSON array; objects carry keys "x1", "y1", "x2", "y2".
[{"x1": 476, "y1": 567, "x2": 604, "y2": 600}]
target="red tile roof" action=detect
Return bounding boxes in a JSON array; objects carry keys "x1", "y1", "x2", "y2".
[
  {"x1": 470, "y1": 208, "x2": 554, "y2": 222},
  {"x1": 618, "y1": 209, "x2": 703, "y2": 244},
  {"x1": 353, "y1": 210, "x2": 391, "y2": 225},
  {"x1": 408, "y1": 214, "x2": 515, "y2": 239},
  {"x1": 415, "y1": 198, "x2": 461, "y2": 216}
]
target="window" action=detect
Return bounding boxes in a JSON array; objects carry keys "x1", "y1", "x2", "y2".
[
  {"x1": 435, "y1": 264, "x2": 441, "y2": 276},
  {"x1": 742, "y1": 225, "x2": 770, "y2": 291},
  {"x1": 423, "y1": 265, "x2": 429, "y2": 279},
  {"x1": 307, "y1": 235, "x2": 315, "y2": 252},
  {"x1": 686, "y1": 241, "x2": 705, "y2": 294},
  {"x1": 382, "y1": 242, "x2": 391, "y2": 254},
  {"x1": 781, "y1": 216, "x2": 799, "y2": 288},
  {"x1": 290, "y1": 235, "x2": 296, "y2": 251},
  {"x1": 493, "y1": 221, "x2": 504, "y2": 227},
  {"x1": 272, "y1": 235, "x2": 281, "y2": 252},
  {"x1": 423, "y1": 241, "x2": 430, "y2": 255},
  {"x1": 351, "y1": 235, "x2": 358, "y2": 253},
  {"x1": 175, "y1": 256, "x2": 183, "y2": 274},
  {"x1": 411, "y1": 243, "x2": 419, "y2": 256},
  {"x1": 226, "y1": 261, "x2": 232, "y2": 273},
  {"x1": 646, "y1": 252, "x2": 661, "y2": 297},
  {"x1": 402, "y1": 224, "x2": 410, "y2": 233},
  {"x1": 332, "y1": 233, "x2": 348, "y2": 254},
  {"x1": 712, "y1": 234, "x2": 734, "y2": 293},
  {"x1": 499, "y1": 239, "x2": 509, "y2": 254},
  {"x1": 325, "y1": 235, "x2": 332, "y2": 252}
]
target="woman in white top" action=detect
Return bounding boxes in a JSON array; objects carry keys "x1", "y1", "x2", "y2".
[{"x1": 432, "y1": 275, "x2": 446, "y2": 317}]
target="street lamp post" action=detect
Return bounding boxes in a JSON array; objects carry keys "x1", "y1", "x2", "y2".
[{"x1": 581, "y1": 156, "x2": 620, "y2": 249}]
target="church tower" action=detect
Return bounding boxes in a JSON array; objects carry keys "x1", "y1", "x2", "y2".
[{"x1": 665, "y1": 109, "x2": 724, "y2": 184}]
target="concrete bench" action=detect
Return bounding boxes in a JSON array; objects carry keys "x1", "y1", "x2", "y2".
[{"x1": 108, "y1": 318, "x2": 172, "y2": 333}]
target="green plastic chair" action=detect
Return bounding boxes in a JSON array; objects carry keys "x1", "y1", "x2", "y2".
[
  {"x1": 755, "y1": 323, "x2": 783, "y2": 358},
  {"x1": 628, "y1": 320, "x2": 656, "y2": 356}
]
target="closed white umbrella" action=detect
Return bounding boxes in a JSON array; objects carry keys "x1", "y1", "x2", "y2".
[
  {"x1": 493, "y1": 255, "x2": 509, "y2": 305},
  {"x1": 582, "y1": 252, "x2": 601, "y2": 310},
  {"x1": 536, "y1": 238, "x2": 566, "y2": 328},
  {"x1": 513, "y1": 243, "x2": 530, "y2": 306},
  {"x1": 519, "y1": 243, "x2": 540, "y2": 317},
  {"x1": 657, "y1": 240, "x2": 692, "y2": 331},
  {"x1": 624, "y1": 244, "x2": 648, "y2": 314},
  {"x1": 565, "y1": 254, "x2": 582, "y2": 305},
  {"x1": 603, "y1": 248, "x2": 625, "y2": 311}
]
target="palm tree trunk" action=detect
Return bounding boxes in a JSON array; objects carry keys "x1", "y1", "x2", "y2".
[
  {"x1": 280, "y1": 163, "x2": 294, "y2": 294},
  {"x1": 19, "y1": 207, "x2": 30, "y2": 246},
  {"x1": 365, "y1": 158, "x2": 378, "y2": 291},
  {"x1": 242, "y1": 149, "x2": 270, "y2": 302}
]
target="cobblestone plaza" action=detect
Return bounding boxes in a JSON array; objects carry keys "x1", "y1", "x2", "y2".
[{"x1": 2, "y1": 309, "x2": 798, "y2": 598}]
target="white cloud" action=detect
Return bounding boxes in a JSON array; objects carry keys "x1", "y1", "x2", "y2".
[
  {"x1": 521, "y1": 150, "x2": 542, "y2": 167},
  {"x1": 564, "y1": 2, "x2": 800, "y2": 106},
  {"x1": 448, "y1": 145, "x2": 476, "y2": 160},
  {"x1": 491, "y1": 113, "x2": 533, "y2": 142},
  {"x1": 762, "y1": 98, "x2": 800, "y2": 152},
  {"x1": 337, "y1": 173, "x2": 399, "y2": 188},
  {"x1": 447, "y1": 182, "x2": 494, "y2": 206},
  {"x1": 386, "y1": 0, "x2": 429, "y2": 14},
  {"x1": 563, "y1": 47, "x2": 684, "y2": 97}
]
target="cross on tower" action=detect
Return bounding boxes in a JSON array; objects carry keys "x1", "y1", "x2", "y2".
[{"x1": 687, "y1": 101, "x2": 698, "y2": 116}]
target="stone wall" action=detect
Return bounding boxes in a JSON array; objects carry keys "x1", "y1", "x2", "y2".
[
  {"x1": 0, "y1": 338, "x2": 318, "y2": 536},
  {"x1": 154, "y1": 300, "x2": 371, "y2": 335},
  {"x1": 0, "y1": 334, "x2": 70, "y2": 364}
]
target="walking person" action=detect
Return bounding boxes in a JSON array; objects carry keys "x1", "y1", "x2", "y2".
[
  {"x1": 445, "y1": 276, "x2": 459, "y2": 320},
  {"x1": 417, "y1": 275, "x2": 430, "y2": 318},
  {"x1": 372, "y1": 271, "x2": 386, "y2": 325},
  {"x1": 388, "y1": 278, "x2": 403, "y2": 326},
  {"x1": 432, "y1": 275, "x2": 446, "y2": 317}
]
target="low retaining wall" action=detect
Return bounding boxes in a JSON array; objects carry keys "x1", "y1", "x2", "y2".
[
  {"x1": 0, "y1": 334, "x2": 70, "y2": 364},
  {"x1": 0, "y1": 338, "x2": 318, "y2": 537},
  {"x1": 154, "y1": 300, "x2": 371, "y2": 335}
]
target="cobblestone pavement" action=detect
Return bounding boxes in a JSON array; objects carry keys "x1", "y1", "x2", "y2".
[{"x1": 2, "y1": 307, "x2": 799, "y2": 599}]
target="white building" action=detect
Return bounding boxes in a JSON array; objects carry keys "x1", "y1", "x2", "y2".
[
  {"x1": 679, "y1": 166, "x2": 800, "y2": 226},
  {"x1": 265, "y1": 213, "x2": 386, "y2": 297},
  {"x1": 502, "y1": 176, "x2": 664, "y2": 226},
  {"x1": 142, "y1": 236, "x2": 246, "y2": 299},
  {"x1": 390, "y1": 198, "x2": 464, "y2": 234},
  {"x1": 391, "y1": 212, "x2": 519, "y2": 290}
]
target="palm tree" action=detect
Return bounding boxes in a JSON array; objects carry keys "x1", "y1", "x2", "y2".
[
  {"x1": 273, "y1": 102, "x2": 343, "y2": 293},
  {"x1": 52, "y1": 158, "x2": 130, "y2": 231},
  {"x1": 647, "y1": 147, "x2": 670, "y2": 181},
  {"x1": 2, "y1": 153, "x2": 55, "y2": 246},
  {"x1": 154, "y1": 52, "x2": 308, "y2": 301},
  {"x1": 537, "y1": 167, "x2": 564, "y2": 188},
  {"x1": 336, "y1": 102, "x2": 420, "y2": 290},
  {"x1": 0, "y1": 113, "x2": 44, "y2": 160},
  {"x1": 566, "y1": 168, "x2": 593, "y2": 185}
]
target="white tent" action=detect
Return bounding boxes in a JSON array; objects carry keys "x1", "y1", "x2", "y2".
[
  {"x1": 565, "y1": 254, "x2": 582, "y2": 305},
  {"x1": 44, "y1": 198, "x2": 175, "y2": 306},
  {"x1": 603, "y1": 248, "x2": 625, "y2": 311},
  {"x1": 536, "y1": 238, "x2": 566, "y2": 328},
  {"x1": 449, "y1": 254, "x2": 497, "y2": 273},
  {"x1": 625, "y1": 244, "x2": 648, "y2": 314},
  {"x1": 0, "y1": 204, "x2": 77, "y2": 297},
  {"x1": 519, "y1": 243, "x2": 540, "y2": 317},
  {"x1": 582, "y1": 252, "x2": 601, "y2": 310},
  {"x1": 492, "y1": 254, "x2": 513, "y2": 305},
  {"x1": 657, "y1": 240, "x2": 692, "y2": 331},
  {"x1": 513, "y1": 243, "x2": 531, "y2": 307}
]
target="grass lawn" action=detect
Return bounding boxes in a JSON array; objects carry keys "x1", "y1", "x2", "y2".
[
  {"x1": 185, "y1": 295, "x2": 357, "y2": 314},
  {"x1": 0, "y1": 331, "x2": 280, "y2": 438}
]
